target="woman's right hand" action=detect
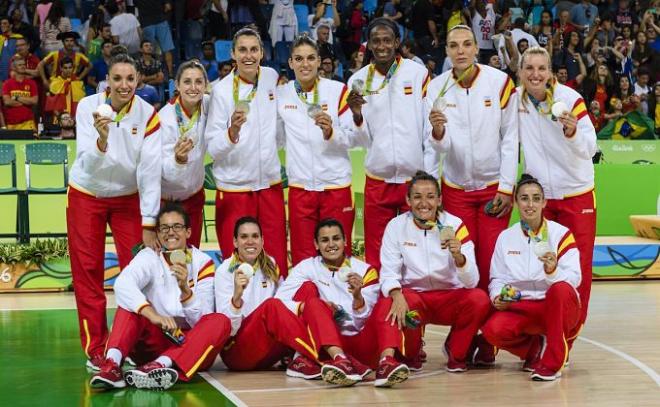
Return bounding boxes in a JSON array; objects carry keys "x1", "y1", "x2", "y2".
[
  {"x1": 493, "y1": 295, "x2": 510, "y2": 311},
  {"x1": 233, "y1": 270, "x2": 249, "y2": 299},
  {"x1": 229, "y1": 111, "x2": 247, "y2": 143},
  {"x1": 386, "y1": 289, "x2": 409, "y2": 330},
  {"x1": 92, "y1": 112, "x2": 113, "y2": 142}
]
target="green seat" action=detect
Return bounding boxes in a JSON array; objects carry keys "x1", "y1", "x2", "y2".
[
  {"x1": 202, "y1": 163, "x2": 217, "y2": 243},
  {"x1": 0, "y1": 144, "x2": 26, "y2": 241},
  {"x1": 24, "y1": 143, "x2": 69, "y2": 241}
]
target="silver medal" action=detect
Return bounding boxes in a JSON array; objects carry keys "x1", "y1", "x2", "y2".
[
  {"x1": 533, "y1": 241, "x2": 552, "y2": 258},
  {"x1": 433, "y1": 96, "x2": 448, "y2": 112},
  {"x1": 237, "y1": 263, "x2": 255, "y2": 279},
  {"x1": 307, "y1": 104, "x2": 323, "y2": 119},
  {"x1": 337, "y1": 266, "x2": 351, "y2": 283},
  {"x1": 169, "y1": 249, "x2": 186, "y2": 265},
  {"x1": 439, "y1": 226, "x2": 455, "y2": 241},
  {"x1": 351, "y1": 79, "x2": 365, "y2": 95},
  {"x1": 551, "y1": 101, "x2": 568, "y2": 117},
  {"x1": 235, "y1": 100, "x2": 250, "y2": 114},
  {"x1": 95, "y1": 104, "x2": 114, "y2": 119}
]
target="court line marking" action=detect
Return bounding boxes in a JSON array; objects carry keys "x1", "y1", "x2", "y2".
[
  {"x1": 427, "y1": 328, "x2": 660, "y2": 388},
  {"x1": 198, "y1": 372, "x2": 248, "y2": 407}
]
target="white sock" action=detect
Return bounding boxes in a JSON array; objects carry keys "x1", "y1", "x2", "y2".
[
  {"x1": 333, "y1": 353, "x2": 346, "y2": 360},
  {"x1": 292, "y1": 352, "x2": 301, "y2": 359},
  {"x1": 107, "y1": 348, "x2": 122, "y2": 365},
  {"x1": 155, "y1": 355, "x2": 173, "y2": 368}
]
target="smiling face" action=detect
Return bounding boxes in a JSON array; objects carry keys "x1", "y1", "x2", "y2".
[
  {"x1": 289, "y1": 43, "x2": 320, "y2": 85},
  {"x1": 520, "y1": 53, "x2": 552, "y2": 96},
  {"x1": 176, "y1": 66, "x2": 207, "y2": 107},
  {"x1": 406, "y1": 180, "x2": 441, "y2": 222},
  {"x1": 368, "y1": 25, "x2": 399, "y2": 67},
  {"x1": 516, "y1": 183, "x2": 546, "y2": 225},
  {"x1": 108, "y1": 62, "x2": 137, "y2": 106},
  {"x1": 157, "y1": 211, "x2": 191, "y2": 251},
  {"x1": 314, "y1": 225, "x2": 346, "y2": 265},
  {"x1": 234, "y1": 222, "x2": 264, "y2": 265},
  {"x1": 446, "y1": 28, "x2": 478, "y2": 72},
  {"x1": 232, "y1": 34, "x2": 263, "y2": 79}
]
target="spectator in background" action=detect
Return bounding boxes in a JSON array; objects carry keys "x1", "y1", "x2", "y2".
[
  {"x1": 48, "y1": 57, "x2": 85, "y2": 118},
  {"x1": 315, "y1": 23, "x2": 345, "y2": 66},
  {"x1": 470, "y1": 0, "x2": 497, "y2": 63},
  {"x1": 40, "y1": 1, "x2": 72, "y2": 54},
  {"x1": 87, "y1": 40, "x2": 113, "y2": 92},
  {"x1": 614, "y1": 0, "x2": 639, "y2": 30},
  {"x1": 421, "y1": 54, "x2": 437, "y2": 78},
  {"x1": 33, "y1": 0, "x2": 53, "y2": 33},
  {"x1": 269, "y1": 0, "x2": 298, "y2": 48},
  {"x1": 533, "y1": 10, "x2": 555, "y2": 50},
  {"x1": 634, "y1": 67, "x2": 651, "y2": 114},
  {"x1": 0, "y1": 16, "x2": 22, "y2": 83},
  {"x1": 310, "y1": 0, "x2": 341, "y2": 43},
  {"x1": 344, "y1": 48, "x2": 365, "y2": 81},
  {"x1": 593, "y1": 14, "x2": 616, "y2": 47},
  {"x1": 649, "y1": 82, "x2": 660, "y2": 135},
  {"x1": 8, "y1": 0, "x2": 30, "y2": 25},
  {"x1": 10, "y1": 37, "x2": 40, "y2": 80},
  {"x1": 411, "y1": 0, "x2": 441, "y2": 57},
  {"x1": 401, "y1": 39, "x2": 423, "y2": 65},
  {"x1": 2, "y1": 56, "x2": 38, "y2": 131},
  {"x1": 571, "y1": 0, "x2": 599, "y2": 32},
  {"x1": 183, "y1": 0, "x2": 205, "y2": 60},
  {"x1": 136, "y1": 39, "x2": 166, "y2": 90},
  {"x1": 588, "y1": 99, "x2": 606, "y2": 132},
  {"x1": 497, "y1": 18, "x2": 539, "y2": 65},
  {"x1": 553, "y1": 9, "x2": 578, "y2": 49},
  {"x1": 552, "y1": 31, "x2": 584, "y2": 81},
  {"x1": 107, "y1": 0, "x2": 142, "y2": 55},
  {"x1": 614, "y1": 75, "x2": 640, "y2": 113},
  {"x1": 228, "y1": 0, "x2": 268, "y2": 39},
  {"x1": 207, "y1": 0, "x2": 229, "y2": 41},
  {"x1": 556, "y1": 60, "x2": 587, "y2": 90},
  {"x1": 218, "y1": 60, "x2": 233, "y2": 79},
  {"x1": 631, "y1": 30, "x2": 652, "y2": 69},
  {"x1": 38, "y1": 32, "x2": 91, "y2": 89},
  {"x1": 57, "y1": 111, "x2": 75, "y2": 138},
  {"x1": 134, "y1": 0, "x2": 175, "y2": 77},
  {"x1": 135, "y1": 71, "x2": 161, "y2": 110},
  {"x1": 87, "y1": 23, "x2": 113, "y2": 64},
  {"x1": 583, "y1": 62, "x2": 615, "y2": 111},
  {"x1": 201, "y1": 41, "x2": 219, "y2": 82},
  {"x1": 346, "y1": 1, "x2": 367, "y2": 55},
  {"x1": 319, "y1": 53, "x2": 342, "y2": 81},
  {"x1": 10, "y1": 7, "x2": 37, "y2": 48}
]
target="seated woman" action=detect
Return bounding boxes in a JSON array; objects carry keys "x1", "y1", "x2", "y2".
[
  {"x1": 214, "y1": 217, "x2": 320, "y2": 376},
  {"x1": 90, "y1": 202, "x2": 230, "y2": 391},
  {"x1": 277, "y1": 218, "x2": 409, "y2": 387},
  {"x1": 482, "y1": 174, "x2": 582, "y2": 382},
  {"x1": 379, "y1": 170, "x2": 492, "y2": 373}
]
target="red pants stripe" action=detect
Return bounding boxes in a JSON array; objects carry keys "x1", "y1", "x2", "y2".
[
  {"x1": 364, "y1": 177, "x2": 409, "y2": 270},
  {"x1": 66, "y1": 187, "x2": 143, "y2": 358},
  {"x1": 397, "y1": 288, "x2": 491, "y2": 362},
  {"x1": 302, "y1": 296, "x2": 403, "y2": 368},
  {"x1": 441, "y1": 182, "x2": 510, "y2": 292},
  {"x1": 544, "y1": 191, "x2": 596, "y2": 327},
  {"x1": 482, "y1": 282, "x2": 581, "y2": 372},
  {"x1": 220, "y1": 298, "x2": 318, "y2": 370},
  {"x1": 288, "y1": 186, "x2": 354, "y2": 266},
  {"x1": 106, "y1": 308, "x2": 231, "y2": 380},
  {"x1": 163, "y1": 189, "x2": 205, "y2": 248},
  {"x1": 215, "y1": 184, "x2": 288, "y2": 276}
]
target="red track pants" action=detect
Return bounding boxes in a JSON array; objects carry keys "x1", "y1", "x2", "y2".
[
  {"x1": 482, "y1": 282, "x2": 581, "y2": 372},
  {"x1": 215, "y1": 184, "x2": 288, "y2": 277},
  {"x1": 288, "y1": 186, "x2": 354, "y2": 266},
  {"x1": 107, "y1": 307, "x2": 231, "y2": 381},
  {"x1": 66, "y1": 187, "x2": 142, "y2": 359}
]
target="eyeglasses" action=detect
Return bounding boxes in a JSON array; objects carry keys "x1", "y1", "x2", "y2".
[{"x1": 158, "y1": 223, "x2": 187, "y2": 233}]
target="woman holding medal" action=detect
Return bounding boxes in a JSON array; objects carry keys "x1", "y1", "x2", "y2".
[
  {"x1": 214, "y1": 217, "x2": 321, "y2": 376},
  {"x1": 516, "y1": 46, "x2": 597, "y2": 346},
  {"x1": 206, "y1": 27, "x2": 288, "y2": 276},
  {"x1": 90, "y1": 203, "x2": 229, "y2": 391},
  {"x1": 277, "y1": 34, "x2": 357, "y2": 266},
  {"x1": 345, "y1": 17, "x2": 431, "y2": 271},
  {"x1": 379, "y1": 171, "x2": 491, "y2": 373},
  {"x1": 67, "y1": 52, "x2": 162, "y2": 370},
  {"x1": 159, "y1": 60, "x2": 210, "y2": 248},
  {"x1": 277, "y1": 219, "x2": 410, "y2": 388},
  {"x1": 425, "y1": 25, "x2": 519, "y2": 295},
  {"x1": 483, "y1": 174, "x2": 582, "y2": 382}
]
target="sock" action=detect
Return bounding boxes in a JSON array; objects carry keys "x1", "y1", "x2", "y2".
[
  {"x1": 107, "y1": 348, "x2": 122, "y2": 365},
  {"x1": 155, "y1": 355, "x2": 173, "y2": 368},
  {"x1": 333, "y1": 353, "x2": 346, "y2": 360}
]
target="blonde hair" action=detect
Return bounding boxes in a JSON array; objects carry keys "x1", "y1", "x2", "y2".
[{"x1": 519, "y1": 46, "x2": 555, "y2": 110}]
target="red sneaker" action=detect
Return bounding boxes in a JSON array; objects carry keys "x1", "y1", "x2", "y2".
[
  {"x1": 286, "y1": 355, "x2": 321, "y2": 380},
  {"x1": 374, "y1": 356, "x2": 409, "y2": 387},
  {"x1": 444, "y1": 342, "x2": 467, "y2": 373},
  {"x1": 321, "y1": 355, "x2": 361, "y2": 386},
  {"x1": 86, "y1": 354, "x2": 105, "y2": 372},
  {"x1": 90, "y1": 359, "x2": 126, "y2": 389},
  {"x1": 346, "y1": 354, "x2": 373, "y2": 380},
  {"x1": 470, "y1": 334, "x2": 497, "y2": 367},
  {"x1": 406, "y1": 355, "x2": 424, "y2": 372},
  {"x1": 125, "y1": 361, "x2": 178, "y2": 390},
  {"x1": 531, "y1": 365, "x2": 562, "y2": 381},
  {"x1": 523, "y1": 336, "x2": 546, "y2": 372}
]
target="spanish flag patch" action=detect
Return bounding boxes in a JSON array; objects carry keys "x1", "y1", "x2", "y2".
[
  {"x1": 338, "y1": 85, "x2": 349, "y2": 115},
  {"x1": 557, "y1": 231, "x2": 577, "y2": 260},
  {"x1": 268, "y1": 90, "x2": 274, "y2": 101},
  {"x1": 571, "y1": 98, "x2": 588, "y2": 120}
]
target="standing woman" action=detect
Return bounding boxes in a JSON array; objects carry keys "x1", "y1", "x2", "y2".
[
  {"x1": 40, "y1": 1, "x2": 72, "y2": 54},
  {"x1": 160, "y1": 60, "x2": 210, "y2": 248},
  {"x1": 516, "y1": 46, "x2": 597, "y2": 347},
  {"x1": 277, "y1": 34, "x2": 357, "y2": 266},
  {"x1": 206, "y1": 27, "x2": 288, "y2": 276},
  {"x1": 68, "y1": 52, "x2": 162, "y2": 370}
]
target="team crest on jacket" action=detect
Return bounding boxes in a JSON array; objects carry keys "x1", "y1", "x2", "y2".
[
  {"x1": 403, "y1": 81, "x2": 413, "y2": 95},
  {"x1": 131, "y1": 126, "x2": 138, "y2": 135},
  {"x1": 484, "y1": 96, "x2": 492, "y2": 107},
  {"x1": 268, "y1": 90, "x2": 274, "y2": 100},
  {"x1": 261, "y1": 280, "x2": 268, "y2": 288},
  {"x1": 321, "y1": 103, "x2": 328, "y2": 111}
]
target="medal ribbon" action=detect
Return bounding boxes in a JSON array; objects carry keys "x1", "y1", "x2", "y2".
[
  {"x1": 521, "y1": 219, "x2": 548, "y2": 243},
  {"x1": 437, "y1": 64, "x2": 475, "y2": 99},
  {"x1": 364, "y1": 57, "x2": 400, "y2": 95},
  {"x1": 293, "y1": 79, "x2": 319, "y2": 106},
  {"x1": 174, "y1": 97, "x2": 200, "y2": 137},
  {"x1": 322, "y1": 257, "x2": 351, "y2": 273},
  {"x1": 104, "y1": 95, "x2": 132, "y2": 123},
  {"x1": 232, "y1": 68, "x2": 260, "y2": 105}
]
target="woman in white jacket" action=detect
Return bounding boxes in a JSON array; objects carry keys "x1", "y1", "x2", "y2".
[
  {"x1": 482, "y1": 174, "x2": 582, "y2": 382},
  {"x1": 159, "y1": 60, "x2": 210, "y2": 247}
]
